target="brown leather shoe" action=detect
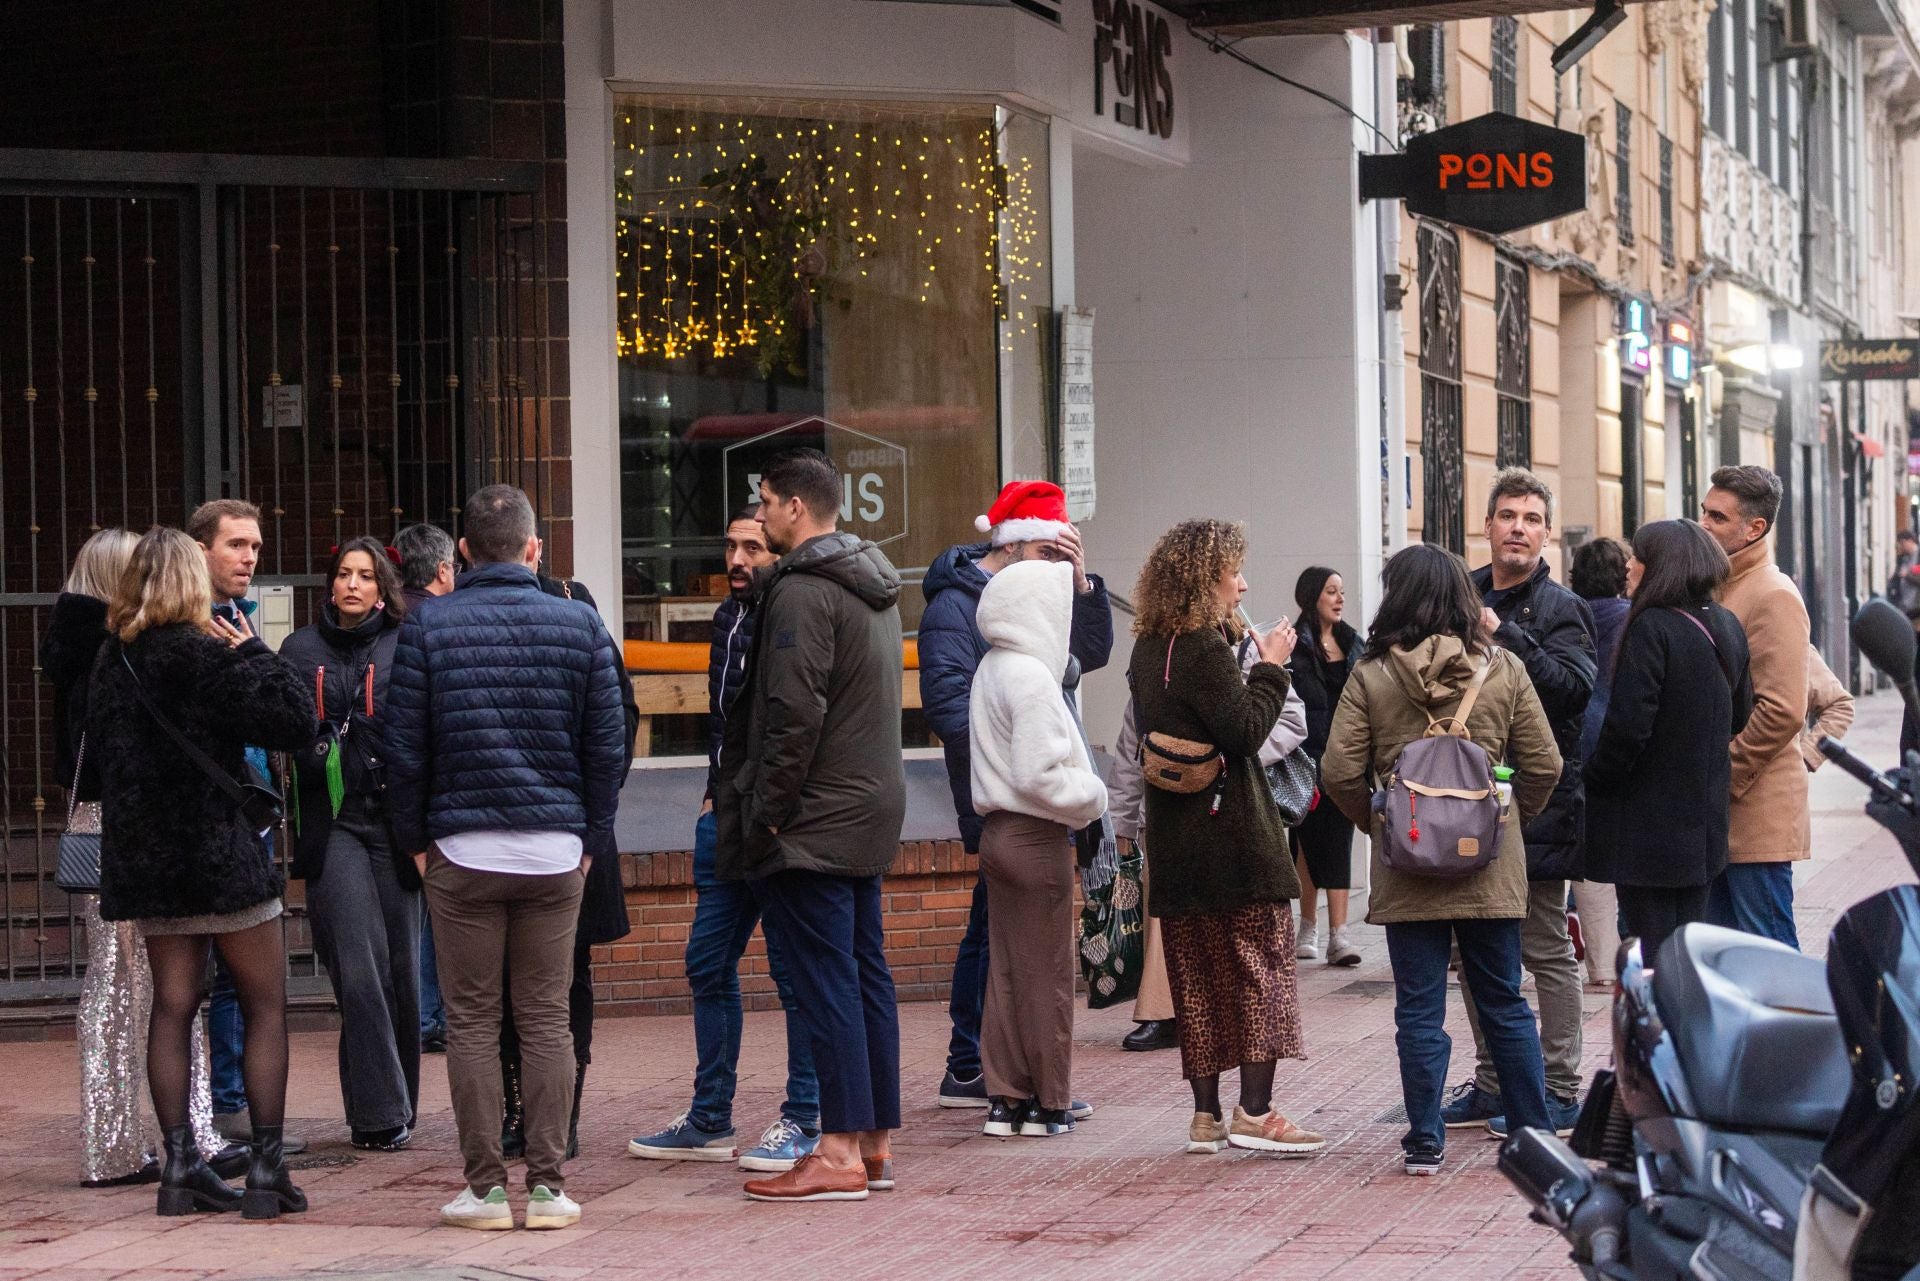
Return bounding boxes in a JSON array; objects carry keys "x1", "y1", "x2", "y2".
[
  {"x1": 862, "y1": 1155, "x2": 894, "y2": 1190},
  {"x1": 743, "y1": 1154, "x2": 869, "y2": 1202},
  {"x1": 1228, "y1": 1105, "x2": 1327, "y2": 1155}
]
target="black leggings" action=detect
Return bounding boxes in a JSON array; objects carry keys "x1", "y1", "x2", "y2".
[
  {"x1": 146, "y1": 918, "x2": 289, "y2": 1132},
  {"x1": 1617, "y1": 883, "x2": 1711, "y2": 965}
]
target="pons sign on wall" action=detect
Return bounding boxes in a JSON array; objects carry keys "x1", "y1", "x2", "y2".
[
  {"x1": 1359, "y1": 112, "x2": 1587, "y2": 235},
  {"x1": 725, "y1": 415, "x2": 909, "y2": 548}
]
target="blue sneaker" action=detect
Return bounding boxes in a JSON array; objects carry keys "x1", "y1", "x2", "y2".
[
  {"x1": 1485, "y1": 1092, "x2": 1581, "y2": 1140},
  {"x1": 627, "y1": 1112, "x2": 737, "y2": 1161},
  {"x1": 737, "y1": 1117, "x2": 819, "y2": 1173},
  {"x1": 1439, "y1": 1080, "x2": 1503, "y2": 1129}
]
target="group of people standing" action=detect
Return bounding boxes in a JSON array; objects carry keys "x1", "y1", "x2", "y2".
[
  {"x1": 44, "y1": 444, "x2": 1835, "y2": 1216},
  {"x1": 47, "y1": 487, "x2": 629, "y2": 1229}
]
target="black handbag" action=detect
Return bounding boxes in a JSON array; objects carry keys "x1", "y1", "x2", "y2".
[
  {"x1": 121, "y1": 652, "x2": 285, "y2": 834},
  {"x1": 54, "y1": 736, "x2": 103, "y2": 894},
  {"x1": 1265, "y1": 747, "x2": 1319, "y2": 827}
]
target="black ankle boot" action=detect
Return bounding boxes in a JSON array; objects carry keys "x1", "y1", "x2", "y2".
[
  {"x1": 501, "y1": 1057, "x2": 526, "y2": 1160},
  {"x1": 240, "y1": 1125, "x2": 308, "y2": 1220},
  {"x1": 156, "y1": 1124, "x2": 242, "y2": 1216},
  {"x1": 566, "y1": 1060, "x2": 586, "y2": 1160}
]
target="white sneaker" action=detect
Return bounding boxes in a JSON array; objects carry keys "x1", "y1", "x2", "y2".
[
  {"x1": 1296, "y1": 919, "x2": 1320, "y2": 961},
  {"x1": 441, "y1": 1185, "x2": 513, "y2": 1231},
  {"x1": 1326, "y1": 925, "x2": 1362, "y2": 967},
  {"x1": 523, "y1": 1184, "x2": 580, "y2": 1230}
]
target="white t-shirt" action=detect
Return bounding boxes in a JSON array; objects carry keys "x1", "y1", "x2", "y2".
[{"x1": 435, "y1": 830, "x2": 583, "y2": 876}]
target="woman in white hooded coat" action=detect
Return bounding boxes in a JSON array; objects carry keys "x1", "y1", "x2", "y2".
[{"x1": 969, "y1": 559, "x2": 1109, "y2": 1139}]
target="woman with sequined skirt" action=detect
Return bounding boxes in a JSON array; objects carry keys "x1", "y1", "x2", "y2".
[{"x1": 42, "y1": 529, "x2": 243, "y2": 1187}]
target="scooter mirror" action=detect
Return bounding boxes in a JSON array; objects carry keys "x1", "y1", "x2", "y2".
[
  {"x1": 1853, "y1": 598, "x2": 1916, "y2": 683},
  {"x1": 1853, "y1": 598, "x2": 1920, "y2": 731}
]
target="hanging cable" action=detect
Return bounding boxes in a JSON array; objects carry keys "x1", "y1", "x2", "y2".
[{"x1": 1186, "y1": 21, "x2": 1401, "y2": 153}]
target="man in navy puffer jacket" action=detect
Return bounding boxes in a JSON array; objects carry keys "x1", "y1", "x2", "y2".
[
  {"x1": 921, "y1": 481, "x2": 1112, "y2": 1108},
  {"x1": 388, "y1": 484, "x2": 625, "y2": 1230}
]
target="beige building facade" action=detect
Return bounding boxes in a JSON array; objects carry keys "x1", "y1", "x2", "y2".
[{"x1": 1403, "y1": 4, "x2": 1710, "y2": 569}]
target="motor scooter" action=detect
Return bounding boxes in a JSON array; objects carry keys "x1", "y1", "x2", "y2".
[{"x1": 1497, "y1": 597, "x2": 1920, "y2": 1281}]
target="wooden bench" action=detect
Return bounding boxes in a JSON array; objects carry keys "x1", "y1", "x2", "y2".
[{"x1": 625, "y1": 639, "x2": 922, "y2": 758}]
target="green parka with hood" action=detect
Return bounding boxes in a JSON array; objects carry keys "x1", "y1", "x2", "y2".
[{"x1": 716, "y1": 530, "x2": 907, "y2": 881}]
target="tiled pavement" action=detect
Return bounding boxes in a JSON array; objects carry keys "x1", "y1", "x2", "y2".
[{"x1": 0, "y1": 695, "x2": 1907, "y2": 1281}]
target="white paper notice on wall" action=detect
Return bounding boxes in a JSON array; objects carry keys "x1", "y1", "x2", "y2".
[{"x1": 1059, "y1": 306, "x2": 1095, "y2": 522}]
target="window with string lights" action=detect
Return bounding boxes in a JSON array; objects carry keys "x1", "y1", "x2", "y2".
[{"x1": 611, "y1": 97, "x2": 1052, "y2": 650}]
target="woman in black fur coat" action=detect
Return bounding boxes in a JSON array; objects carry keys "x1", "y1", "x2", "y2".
[{"x1": 88, "y1": 528, "x2": 315, "y2": 1220}]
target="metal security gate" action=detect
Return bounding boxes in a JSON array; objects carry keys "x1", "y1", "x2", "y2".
[{"x1": 0, "y1": 150, "x2": 544, "y2": 1013}]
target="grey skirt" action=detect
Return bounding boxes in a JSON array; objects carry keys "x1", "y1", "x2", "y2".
[{"x1": 137, "y1": 897, "x2": 283, "y2": 938}]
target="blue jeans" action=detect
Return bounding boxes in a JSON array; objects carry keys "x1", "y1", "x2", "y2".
[
  {"x1": 419, "y1": 913, "x2": 447, "y2": 1036},
  {"x1": 1385, "y1": 918, "x2": 1551, "y2": 1154},
  {"x1": 756, "y1": 867, "x2": 901, "y2": 1134},
  {"x1": 1706, "y1": 862, "x2": 1799, "y2": 949},
  {"x1": 686, "y1": 811, "x2": 818, "y2": 1133},
  {"x1": 207, "y1": 959, "x2": 247, "y2": 1114},
  {"x1": 943, "y1": 875, "x2": 990, "y2": 1078}
]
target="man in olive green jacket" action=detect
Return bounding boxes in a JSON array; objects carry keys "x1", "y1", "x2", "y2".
[{"x1": 716, "y1": 448, "x2": 906, "y2": 1205}]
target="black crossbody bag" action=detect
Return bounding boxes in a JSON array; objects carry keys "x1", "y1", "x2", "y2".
[{"x1": 121, "y1": 652, "x2": 285, "y2": 836}]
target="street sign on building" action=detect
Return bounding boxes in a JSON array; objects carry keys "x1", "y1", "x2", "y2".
[
  {"x1": 1819, "y1": 338, "x2": 1920, "y2": 381},
  {"x1": 1359, "y1": 112, "x2": 1587, "y2": 235}
]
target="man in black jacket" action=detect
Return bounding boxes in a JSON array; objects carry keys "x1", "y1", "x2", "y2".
[
  {"x1": 1447, "y1": 468, "x2": 1595, "y2": 1139},
  {"x1": 629, "y1": 505, "x2": 823, "y2": 1173},
  {"x1": 389, "y1": 485, "x2": 626, "y2": 1231},
  {"x1": 719, "y1": 449, "x2": 906, "y2": 1204}
]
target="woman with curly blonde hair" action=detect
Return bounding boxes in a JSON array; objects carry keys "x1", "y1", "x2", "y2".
[{"x1": 1127, "y1": 519, "x2": 1325, "y2": 1158}]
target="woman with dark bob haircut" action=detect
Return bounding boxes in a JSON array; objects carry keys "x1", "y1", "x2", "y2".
[
  {"x1": 1584, "y1": 520, "x2": 1753, "y2": 959},
  {"x1": 279, "y1": 536, "x2": 421, "y2": 1152},
  {"x1": 1319, "y1": 543, "x2": 1561, "y2": 1175}
]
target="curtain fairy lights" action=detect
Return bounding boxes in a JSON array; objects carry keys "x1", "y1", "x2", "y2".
[{"x1": 613, "y1": 99, "x2": 1047, "y2": 375}]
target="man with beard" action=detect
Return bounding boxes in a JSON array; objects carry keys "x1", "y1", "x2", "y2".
[
  {"x1": 718, "y1": 449, "x2": 906, "y2": 1203},
  {"x1": 628, "y1": 505, "x2": 821, "y2": 1174}
]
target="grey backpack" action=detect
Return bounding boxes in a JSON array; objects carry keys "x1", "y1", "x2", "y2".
[{"x1": 1375, "y1": 656, "x2": 1506, "y2": 879}]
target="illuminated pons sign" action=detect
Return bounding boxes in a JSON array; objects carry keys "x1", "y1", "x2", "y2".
[{"x1": 1359, "y1": 112, "x2": 1587, "y2": 235}]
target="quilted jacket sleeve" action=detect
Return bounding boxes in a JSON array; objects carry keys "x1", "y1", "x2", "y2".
[
  {"x1": 386, "y1": 614, "x2": 431, "y2": 855},
  {"x1": 918, "y1": 591, "x2": 981, "y2": 748},
  {"x1": 580, "y1": 616, "x2": 628, "y2": 849}
]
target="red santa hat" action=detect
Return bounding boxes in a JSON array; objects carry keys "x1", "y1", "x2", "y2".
[{"x1": 975, "y1": 480, "x2": 1070, "y2": 547}]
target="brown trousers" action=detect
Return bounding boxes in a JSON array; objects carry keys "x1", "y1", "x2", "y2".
[
  {"x1": 424, "y1": 851, "x2": 584, "y2": 1195},
  {"x1": 979, "y1": 811, "x2": 1077, "y2": 1111}
]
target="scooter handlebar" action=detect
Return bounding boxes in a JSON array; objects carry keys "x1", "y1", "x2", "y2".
[{"x1": 1817, "y1": 737, "x2": 1909, "y2": 804}]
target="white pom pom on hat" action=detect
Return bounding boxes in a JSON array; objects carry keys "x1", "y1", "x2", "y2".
[{"x1": 975, "y1": 514, "x2": 993, "y2": 533}]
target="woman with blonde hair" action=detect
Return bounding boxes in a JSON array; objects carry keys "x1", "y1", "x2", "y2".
[
  {"x1": 88, "y1": 527, "x2": 314, "y2": 1217},
  {"x1": 1127, "y1": 519, "x2": 1325, "y2": 1158},
  {"x1": 41, "y1": 529, "x2": 245, "y2": 1188}
]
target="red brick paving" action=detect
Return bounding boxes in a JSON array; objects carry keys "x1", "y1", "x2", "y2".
[{"x1": 0, "y1": 696, "x2": 1905, "y2": 1281}]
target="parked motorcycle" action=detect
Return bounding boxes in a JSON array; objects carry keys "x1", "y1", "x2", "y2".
[{"x1": 1497, "y1": 597, "x2": 1920, "y2": 1281}]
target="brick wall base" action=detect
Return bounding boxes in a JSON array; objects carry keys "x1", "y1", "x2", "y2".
[{"x1": 591, "y1": 841, "x2": 979, "y2": 1017}]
